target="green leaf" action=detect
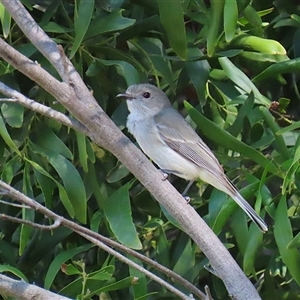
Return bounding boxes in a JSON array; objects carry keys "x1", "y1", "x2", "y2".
[
  {"x1": 107, "y1": 161, "x2": 130, "y2": 183},
  {"x1": 35, "y1": 124, "x2": 73, "y2": 160},
  {"x1": 277, "y1": 121, "x2": 300, "y2": 135},
  {"x1": 209, "y1": 190, "x2": 240, "y2": 234},
  {"x1": 185, "y1": 48, "x2": 210, "y2": 103},
  {"x1": 45, "y1": 152, "x2": 87, "y2": 223},
  {"x1": 94, "y1": 276, "x2": 136, "y2": 293},
  {"x1": 239, "y1": 51, "x2": 289, "y2": 63},
  {"x1": 129, "y1": 257, "x2": 148, "y2": 299},
  {"x1": 131, "y1": 38, "x2": 173, "y2": 87},
  {"x1": 44, "y1": 244, "x2": 94, "y2": 289},
  {"x1": 157, "y1": 0, "x2": 187, "y2": 59},
  {"x1": 242, "y1": 5, "x2": 262, "y2": 29},
  {"x1": 19, "y1": 163, "x2": 34, "y2": 255},
  {"x1": 287, "y1": 231, "x2": 300, "y2": 249},
  {"x1": 70, "y1": 0, "x2": 94, "y2": 59},
  {"x1": 42, "y1": 22, "x2": 73, "y2": 34},
  {"x1": 259, "y1": 106, "x2": 290, "y2": 161},
  {"x1": 93, "y1": 59, "x2": 139, "y2": 86},
  {"x1": 274, "y1": 196, "x2": 300, "y2": 286},
  {"x1": 1, "y1": 103, "x2": 24, "y2": 128},
  {"x1": 29, "y1": 143, "x2": 87, "y2": 223},
  {"x1": 75, "y1": 131, "x2": 88, "y2": 172},
  {"x1": 26, "y1": 157, "x2": 75, "y2": 217},
  {"x1": 184, "y1": 102, "x2": 278, "y2": 174},
  {"x1": 102, "y1": 182, "x2": 142, "y2": 249},
  {"x1": 85, "y1": 9, "x2": 135, "y2": 39},
  {"x1": 253, "y1": 58, "x2": 300, "y2": 82},
  {"x1": 282, "y1": 144, "x2": 300, "y2": 194},
  {"x1": 224, "y1": 0, "x2": 238, "y2": 42},
  {"x1": 0, "y1": 3, "x2": 11, "y2": 38},
  {"x1": 0, "y1": 265, "x2": 28, "y2": 281},
  {"x1": 59, "y1": 265, "x2": 115, "y2": 297},
  {"x1": 219, "y1": 57, "x2": 270, "y2": 105},
  {"x1": 231, "y1": 210, "x2": 249, "y2": 255},
  {"x1": 207, "y1": 0, "x2": 224, "y2": 56},
  {"x1": 0, "y1": 115, "x2": 21, "y2": 155},
  {"x1": 227, "y1": 92, "x2": 254, "y2": 137},
  {"x1": 243, "y1": 225, "x2": 263, "y2": 274},
  {"x1": 172, "y1": 236, "x2": 195, "y2": 279}
]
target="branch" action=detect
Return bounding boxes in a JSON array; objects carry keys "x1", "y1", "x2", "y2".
[
  {"x1": 0, "y1": 274, "x2": 72, "y2": 300},
  {"x1": 0, "y1": 81, "x2": 88, "y2": 135},
  {"x1": 0, "y1": 214, "x2": 61, "y2": 230},
  {"x1": 0, "y1": 1, "x2": 262, "y2": 299}
]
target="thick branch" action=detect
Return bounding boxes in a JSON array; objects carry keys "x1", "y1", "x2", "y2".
[{"x1": 0, "y1": 274, "x2": 71, "y2": 300}]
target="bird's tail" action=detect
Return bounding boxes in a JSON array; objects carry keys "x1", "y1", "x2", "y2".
[{"x1": 231, "y1": 191, "x2": 268, "y2": 232}]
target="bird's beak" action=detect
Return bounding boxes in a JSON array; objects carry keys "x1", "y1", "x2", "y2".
[{"x1": 116, "y1": 92, "x2": 134, "y2": 99}]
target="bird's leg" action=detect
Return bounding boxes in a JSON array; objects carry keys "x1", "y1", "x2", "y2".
[
  {"x1": 182, "y1": 180, "x2": 194, "y2": 203},
  {"x1": 159, "y1": 169, "x2": 172, "y2": 181},
  {"x1": 159, "y1": 169, "x2": 169, "y2": 181},
  {"x1": 160, "y1": 170, "x2": 193, "y2": 203}
]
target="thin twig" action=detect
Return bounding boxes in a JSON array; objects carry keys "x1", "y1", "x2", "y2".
[
  {"x1": 0, "y1": 199, "x2": 31, "y2": 209},
  {"x1": 0, "y1": 180, "x2": 206, "y2": 300},
  {"x1": 0, "y1": 214, "x2": 61, "y2": 230},
  {"x1": 76, "y1": 231, "x2": 194, "y2": 300}
]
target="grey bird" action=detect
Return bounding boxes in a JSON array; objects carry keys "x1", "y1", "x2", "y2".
[{"x1": 117, "y1": 83, "x2": 268, "y2": 232}]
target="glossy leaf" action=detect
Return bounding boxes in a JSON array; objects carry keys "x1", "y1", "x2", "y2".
[
  {"x1": 0, "y1": 265, "x2": 27, "y2": 281},
  {"x1": 102, "y1": 182, "x2": 142, "y2": 249},
  {"x1": 28, "y1": 143, "x2": 87, "y2": 223},
  {"x1": 97, "y1": 59, "x2": 139, "y2": 86},
  {"x1": 1, "y1": 103, "x2": 24, "y2": 128},
  {"x1": 35, "y1": 124, "x2": 73, "y2": 160},
  {"x1": 243, "y1": 225, "x2": 263, "y2": 274},
  {"x1": 219, "y1": 57, "x2": 270, "y2": 105},
  {"x1": 0, "y1": 115, "x2": 21, "y2": 155},
  {"x1": 26, "y1": 157, "x2": 75, "y2": 217},
  {"x1": 70, "y1": 0, "x2": 94, "y2": 59},
  {"x1": 75, "y1": 131, "x2": 88, "y2": 172},
  {"x1": 157, "y1": 0, "x2": 187, "y2": 59},
  {"x1": 224, "y1": 0, "x2": 238, "y2": 42},
  {"x1": 253, "y1": 58, "x2": 300, "y2": 82},
  {"x1": 85, "y1": 9, "x2": 135, "y2": 39},
  {"x1": 0, "y1": 2, "x2": 11, "y2": 38},
  {"x1": 44, "y1": 244, "x2": 94, "y2": 289},
  {"x1": 274, "y1": 196, "x2": 300, "y2": 286},
  {"x1": 207, "y1": 0, "x2": 224, "y2": 56},
  {"x1": 185, "y1": 48, "x2": 210, "y2": 103}
]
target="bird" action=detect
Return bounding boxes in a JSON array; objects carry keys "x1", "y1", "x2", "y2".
[{"x1": 117, "y1": 83, "x2": 268, "y2": 232}]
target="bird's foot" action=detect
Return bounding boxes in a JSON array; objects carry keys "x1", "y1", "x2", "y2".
[
  {"x1": 159, "y1": 169, "x2": 172, "y2": 181},
  {"x1": 183, "y1": 196, "x2": 191, "y2": 203}
]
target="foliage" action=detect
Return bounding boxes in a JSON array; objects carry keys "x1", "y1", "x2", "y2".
[{"x1": 0, "y1": 0, "x2": 300, "y2": 299}]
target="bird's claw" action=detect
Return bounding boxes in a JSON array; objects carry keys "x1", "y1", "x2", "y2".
[
  {"x1": 159, "y1": 169, "x2": 169, "y2": 181},
  {"x1": 183, "y1": 196, "x2": 191, "y2": 203},
  {"x1": 161, "y1": 172, "x2": 168, "y2": 181}
]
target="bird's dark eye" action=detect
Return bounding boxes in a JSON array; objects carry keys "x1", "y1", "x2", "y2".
[{"x1": 143, "y1": 92, "x2": 151, "y2": 98}]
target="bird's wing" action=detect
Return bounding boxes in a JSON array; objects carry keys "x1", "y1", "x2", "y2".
[
  {"x1": 155, "y1": 109, "x2": 268, "y2": 233},
  {"x1": 154, "y1": 108, "x2": 224, "y2": 178}
]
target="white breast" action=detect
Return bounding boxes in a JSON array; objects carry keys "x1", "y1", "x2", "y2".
[{"x1": 126, "y1": 110, "x2": 200, "y2": 181}]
